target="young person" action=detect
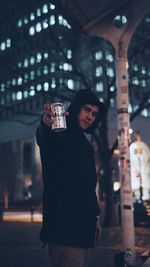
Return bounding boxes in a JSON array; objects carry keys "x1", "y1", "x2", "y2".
[{"x1": 36, "y1": 89, "x2": 105, "y2": 267}]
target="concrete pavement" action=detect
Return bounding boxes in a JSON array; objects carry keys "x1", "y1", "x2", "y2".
[{"x1": 0, "y1": 221, "x2": 149, "y2": 267}]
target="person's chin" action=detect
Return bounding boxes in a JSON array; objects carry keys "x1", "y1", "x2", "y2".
[
  {"x1": 79, "y1": 121, "x2": 91, "y2": 129},
  {"x1": 80, "y1": 124, "x2": 89, "y2": 130}
]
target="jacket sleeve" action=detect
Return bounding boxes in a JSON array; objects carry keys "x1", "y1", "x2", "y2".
[
  {"x1": 36, "y1": 120, "x2": 52, "y2": 147},
  {"x1": 36, "y1": 121, "x2": 56, "y2": 187}
]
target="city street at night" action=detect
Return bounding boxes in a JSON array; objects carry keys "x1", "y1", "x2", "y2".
[
  {"x1": 1, "y1": 1, "x2": 150, "y2": 267},
  {"x1": 0, "y1": 220, "x2": 150, "y2": 267}
]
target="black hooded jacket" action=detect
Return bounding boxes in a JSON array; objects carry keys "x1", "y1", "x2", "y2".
[{"x1": 36, "y1": 90, "x2": 105, "y2": 248}]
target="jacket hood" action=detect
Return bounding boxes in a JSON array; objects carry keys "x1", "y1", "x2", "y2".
[{"x1": 67, "y1": 90, "x2": 105, "y2": 133}]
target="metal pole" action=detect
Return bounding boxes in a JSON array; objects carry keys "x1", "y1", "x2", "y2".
[{"x1": 116, "y1": 52, "x2": 135, "y2": 249}]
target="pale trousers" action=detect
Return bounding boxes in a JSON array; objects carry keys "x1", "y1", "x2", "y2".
[{"x1": 48, "y1": 244, "x2": 89, "y2": 267}]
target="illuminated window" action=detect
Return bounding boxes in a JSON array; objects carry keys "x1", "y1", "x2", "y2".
[
  {"x1": 67, "y1": 79, "x2": 74, "y2": 89},
  {"x1": 37, "y1": 84, "x2": 42, "y2": 91},
  {"x1": 30, "y1": 70, "x2": 35, "y2": 80},
  {"x1": 107, "y1": 67, "x2": 114, "y2": 77},
  {"x1": 128, "y1": 104, "x2": 132, "y2": 113},
  {"x1": 141, "y1": 67, "x2": 146, "y2": 74},
  {"x1": 0, "y1": 42, "x2": 6, "y2": 51},
  {"x1": 43, "y1": 4, "x2": 48, "y2": 14},
  {"x1": 50, "y1": 63, "x2": 55, "y2": 72},
  {"x1": 43, "y1": 20, "x2": 48, "y2": 29},
  {"x1": 12, "y1": 93, "x2": 16, "y2": 101},
  {"x1": 63, "y1": 19, "x2": 68, "y2": 27},
  {"x1": 37, "y1": 8, "x2": 41, "y2": 17},
  {"x1": 141, "y1": 109, "x2": 148, "y2": 117},
  {"x1": 30, "y1": 86, "x2": 35, "y2": 90},
  {"x1": 133, "y1": 104, "x2": 139, "y2": 111},
  {"x1": 30, "y1": 13, "x2": 35, "y2": 21},
  {"x1": 51, "y1": 78, "x2": 56, "y2": 88},
  {"x1": 95, "y1": 51, "x2": 102, "y2": 60},
  {"x1": 37, "y1": 53, "x2": 42, "y2": 62},
  {"x1": 12, "y1": 79, "x2": 16, "y2": 85},
  {"x1": 24, "y1": 91, "x2": 28, "y2": 98},
  {"x1": 17, "y1": 77, "x2": 23, "y2": 85},
  {"x1": 29, "y1": 26, "x2": 35, "y2": 36},
  {"x1": 29, "y1": 89, "x2": 35, "y2": 96},
  {"x1": 132, "y1": 77, "x2": 139, "y2": 85},
  {"x1": 59, "y1": 18, "x2": 72, "y2": 28},
  {"x1": 110, "y1": 86, "x2": 115, "y2": 92},
  {"x1": 59, "y1": 63, "x2": 63, "y2": 70},
  {"x1": 63, "y1": 63, "x2": 70, "y2": 71},
  {"x1": 106, "y1": 52, "x2": 113, "y2": 62},
  {"x1": 18, "y1": 62, "x2": 22, "y2": 68},
  {"x1": 96, "y1": 82, "x2": 103, "y2": 92},
  {"x1": 67, "y1": 49, "x2": 72, "y2": 59},
  {"x1": 24, "y1": 59, "x2": 29, "y2": 68},
  {"x1": 96, "y1": 66, "x2": 103, "y2": 77},
  {"x1": 145, "y1": 17, "x2": 150, "y2": 23},
  {"x1": 141, "y1": 79, "x2": 146, "y2": 87},
  {"x1": 58, "y1": 15, "x2": 63, "y2": 25},
  {"x1": 17, "y1": 19, "x2": 22, "y2": 27},
  {"x1": 44, "y1": 82, "x2": 49, "y2": 91},
  {"x1": 30, "y1": 56, "x2": 35, "y2": 65},
  {"x1": 36, "y1": 22, "x2": 42, "y2": 32},
  {"x1": 6, "y1": 39, "x2": 11, "y2": 48},
  {"x1": 16, "y1": 91, "x2": 22, "y2": 100},
  {"x1": 43, "y1": 66, "x2": 48, "y2": 75},
  {"x1": 133, "y1": 64, "x2": 138, "y2": 71},
  {"x1": 50, "y1": 3, "x2": 55, "y2": 10},
  {"x1": 44, "y1": 52, "x2": 48, "y2": 59},
  {"x1": 24, "y1": 73, "x2": 29, "y2": 80},
  {"x1": 49, "y1": 15, "x2": 55, "y2": 25},
  {"x1": 67, "y1": 23, "x2": 71, "y2": 29},
  {"x1": 99, "y1": 97, "x2": 104, "y2": 102},
  {"x1": 1, "y1": 83, "x2": 5, "y2": 91},
  {"x1": 24, "y1": 17, "x2": 28, "y2": 24},
  {"x1": 68, "y1": 65, "x2": 72, "y2": 71}
]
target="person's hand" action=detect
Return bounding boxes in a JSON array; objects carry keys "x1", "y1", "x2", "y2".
[
  {"x1": 42, "y1": 103, "x2": 53, "y2": 127},
  {"x1": 95, "y1": 219, "x2": 102, "y2": 242},
  {"x1": 42, "y1": 103, "x2": 69, "y2": 127}
]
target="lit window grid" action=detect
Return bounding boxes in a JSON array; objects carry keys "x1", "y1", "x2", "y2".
[
  {"x1": 1, "y1": 58, "x2": 150, "y2": 117},
  {"x1": 0, "y1": 59, "x2": 73, "y2": 90},
  {"x1": 0, "y1": 38, "x2": 11, "y2": 52},
  {"x1": 0, "y1": 74, "x2": 77, "y2": 104},
  {"x1": 0, "y1": 5, "x2": 150, "y2": 118},
  {"x1": 17, "y1": 3, "x2": 71, "y2": 34}
]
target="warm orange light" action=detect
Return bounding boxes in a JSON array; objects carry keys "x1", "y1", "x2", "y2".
[
  {"x1": 3, "y1": 211, "x2": 42, "y2": 223},
  {"x1": 114, "y1": 149, "x2": 120, "y2": 156}
]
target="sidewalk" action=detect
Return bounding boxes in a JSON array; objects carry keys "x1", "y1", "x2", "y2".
[
  {"x1": 0, "y1": 221, "x2": 149, "y2": 267},
  {"x1": 2, "y1": 210, "x2": 42, "y2": 223}
]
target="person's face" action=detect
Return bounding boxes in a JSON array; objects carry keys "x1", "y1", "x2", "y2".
[{"x1": 78, "y1": 104, "x2": 99, "y2": 130}]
